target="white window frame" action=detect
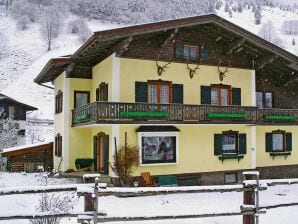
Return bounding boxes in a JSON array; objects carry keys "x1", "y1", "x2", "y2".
[{"x1": 137, "y1": 132, "x2": 179, "y2": 166}]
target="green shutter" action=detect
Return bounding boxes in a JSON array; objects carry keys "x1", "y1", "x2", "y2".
[
  {"x1": 286, "y1": 133, "x2": 292, "y2": 152},
  {"x1": 265, "y1": 133, "x2": 273, "y2": 152},
  {"x1": 93, "y1": 136, "x2": 98, "y2": 171},
  {"x1": 175, "y1": 43, "x2": 184, "y2": 59},
  {"x1": 232, "y1": 88, "x2": 241, "y2": 106},
  {"x1": 214, "y1": 134, "x2": 223, "y2": 155},
  {"x1": 96, "y1": 88, "x2": 99, "y2": 101},
  {"x1": 172, "y1": 84, "x2": 183, "y2": 104},
  {"x1": 135, "y1": 82, "x2": 148, "y2": 102},
  {"x1": 239, "y1": 134, "x2": 247, "y2": 154},
  {"x1": 103, "y1": 135, "x2": 110, "y2": 175},
  {"x1": 201, "y1": 86, "x2": 211, "y2": 104},
  {"x1": 103, "y1": 84, "x2": 108, "y2": 101}
]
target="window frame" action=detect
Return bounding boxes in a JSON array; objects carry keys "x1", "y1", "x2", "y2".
[
  {"x1": 55, "y1": 134, "x2": 62, "y2": 157},
  {"x1": 222, "y1": 131, "x2": 239, "y2": 155},
  {"x1": 74, "y1": 90, "x2": 90, "y2": 108},
  {"x1": 211, "y1": 84, "x2": 232, "y2": 106},
  {"x1": 256, "y1": 91, "x2": 274, "y2": 108},
  {"x1": 147, "y1": 81, "x2": 172, "y2": 104},
  {"x1": 96, "y1": 82, "x2": 108, "y2": 102},
  {"x1": 138, "y1": 132, "x2": 179, "y2": 165},
  {"x1": 55, "y1": 90, "x2": 63, "y2": 114},
  {"x1": 183, "y1": 45, "x2": 199, "y2": 60},
  {"x1": 272, "y1": 130, "x2": 286, "y2": 152}
]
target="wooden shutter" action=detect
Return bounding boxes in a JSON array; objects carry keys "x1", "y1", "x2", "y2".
[
  {"x1": 232, "y1": 88, "x2": 241, "y2": 105},
  {"x1": 238, "y1": 134, "x2": 247, "y2": 154},
  {"x1": 93, "y1": 136, "x2": 98, "y2": 171},
  {"x1": 103, "y1": 135, "x2": 110, "y2": 174},
  {"x1": 286, "y1": 133, "x2": 292, "y2": 152},
  {"x1": 58, "y1": 135, "x2": 62, "y2": 157},
  {"x1": 55, "y1": 136, "x2": 58, "y2": 156},
  {"x1": 96, "y1": 88, "x2": 99, "y2": 101},
  {"x1": 201, "y1": 86, "x2": 211, "y2": 104},
  {"x1": 135, "y1": 82, "x2": 148, "y2": 102},
  {"x1": 172, "y1": 84, "x2": 183, "y2": 104},
  {"x1": 55, "y1": 95, "x2": 58, "y2": 114},
  {"x1": 214, "y1": 134, "x2": 222, "y2": 155},
  {"x1": 265, "y1": 133, "x2": 273, "y2": 152},
  {"x1": 103, "y1": 84, "x2": 108, "y2": 101},
  {"x1": 175, "y1": 43, "x2": 184, "y2": 59}
]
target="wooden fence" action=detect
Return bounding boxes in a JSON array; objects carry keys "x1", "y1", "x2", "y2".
[{"x1": 1, "y1": 173, "x2": 298, "y2": 223}]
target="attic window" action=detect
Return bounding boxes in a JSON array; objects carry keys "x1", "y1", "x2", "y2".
[{"x1": 175, "y1": 43, "x2": 198, "y2": 60}]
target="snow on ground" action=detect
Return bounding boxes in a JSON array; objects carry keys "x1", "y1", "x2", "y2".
[
  {"x1": 217, "y1": 5, "x2": 298, "y2": 56},
  {"x1": 1, "y1": 173, "x2": 298, "y2": 223}
]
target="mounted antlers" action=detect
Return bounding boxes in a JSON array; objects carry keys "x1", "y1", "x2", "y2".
[
  {"x1": 156, "y1": 61, "x2": 171, "y2": 76},
  {"x1": 217, "y1": 59, "x2": 230, "y2": 81},
  {"x1": 186, "y1": 63, "x2": 200, "y2": 79}
]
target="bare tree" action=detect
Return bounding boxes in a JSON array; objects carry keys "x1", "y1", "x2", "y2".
[
  {"x1": 258, "y1": 21, "x2": 283, "y2": 47},
  {"x1": 0, "y1": 118, "x2": 19, "y2": 151},
  {"x1": 40, "y1": 7, "x2": 61, "y2": 51},
  {"x1": 67, "y1": 18, "x2": 92, "y2": 42},
  {"x1": 16, "y1": 15, "x2": 30, "y2": 30},
  {"x1": 0, "y1": 32, "x2": 8, "y2": 58}
]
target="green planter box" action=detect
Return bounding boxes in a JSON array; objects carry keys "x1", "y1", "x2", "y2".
[
  {"x1": 120, "y1": 111, "x2": 168, "y2": 117},
  {"x1": 218, "y1": 154, "x2": 244, "y2": 163},
  {"x1": 270, "y1": 151, "x2": 291, "y2": 158},
  {"x1": 264, "y1": 115, "x2": 296, "y2": 121},
  {"x1": 208, "y1": 113, "x2": 248, "y2": 119},
  {"x1": 75, "y1": 114, "x2": 90, "y2": 121}
]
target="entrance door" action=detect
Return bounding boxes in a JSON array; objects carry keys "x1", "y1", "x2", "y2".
[{"x1": 93, "y1": 133, "x2": 109, "y2": 174}]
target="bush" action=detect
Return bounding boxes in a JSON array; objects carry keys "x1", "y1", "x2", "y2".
[
  {"x1": 110, "y1": 145, "x2": 139, "y2": 186},
  {"x1": 68, "y1": 18, "x2": 92, "y2": 42}
]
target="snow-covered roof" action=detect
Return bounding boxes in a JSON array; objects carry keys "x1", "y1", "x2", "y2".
[
  {"x1": 0, "y1": 93, "x2": 38, "y2": 111},
  {"x1": 1, "y1": 141, "x2": 53, "y2": 154}
]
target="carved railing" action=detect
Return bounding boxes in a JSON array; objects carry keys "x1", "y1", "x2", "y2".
[{"x1": 72, "y1": 102, "x2": 298, "y2": 126}]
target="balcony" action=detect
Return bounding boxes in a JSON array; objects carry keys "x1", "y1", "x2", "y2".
[{"x1": 71, "y1": 102, "x2": 298, "y2": 126}]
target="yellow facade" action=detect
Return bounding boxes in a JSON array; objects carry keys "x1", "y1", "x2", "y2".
[{"x1": 53, "y1": 56, "x2": 298, "y2": 176}]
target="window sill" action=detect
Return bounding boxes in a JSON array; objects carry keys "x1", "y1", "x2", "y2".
[
  {"x1": 269, "y1": 151, "x2": 291, "y2": 159},
  {"x1": 218, "y1": 154, "x2": 244, "y2": 163}
]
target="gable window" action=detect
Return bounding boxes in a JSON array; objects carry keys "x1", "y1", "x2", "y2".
[
  {"x1": 202, "y1": 85, "x2": 241, "y2": 106},
  {"x1": 55, "y1": 90, "x2": 63, "y2": 114},
  {"x1": 175, "y1": 43, "x2": 198, "y2": 60},
  {"x1": 266, "y1": 130, "x2": 292, "y2": 153},
  {"x1": 55, "y1": 134, "x2": 62, "y2": 157},
  {"x1": 135, "y1": 81, "x2": 183, "y2": 104},
  {"x1": 96, "y1": 82, "x2": 108, "y2": 101},
  {"x1": 74, "y1": 91, "x2": 90, "y2": 108},
  {"x1": 214, "y1": 131, "x2": 246, "y2": 157},
  {"x1": 137, "y1": 126, "x2": 179, "y2": 165},
  {"x1": 256, "y1": 91, "x2": 273, "y2": 108}
]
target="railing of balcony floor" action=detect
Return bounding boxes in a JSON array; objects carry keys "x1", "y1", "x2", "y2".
[
  {"x1": 257, "y1": 107, "x2": 298, "y2": 123},
  {"x1": 72, "y1": 102, "x2": 258, "y2": 125}
]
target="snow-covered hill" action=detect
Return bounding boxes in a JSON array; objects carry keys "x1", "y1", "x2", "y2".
[{"x1": 0, "y1": 2, "x2": 297, "y2": 123}]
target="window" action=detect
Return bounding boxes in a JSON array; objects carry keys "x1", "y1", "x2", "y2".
[
  {"x1": 256, "y1": 91, "x2": 273, "y2": 108},
  {"x1": 266, "y1": 130, "x2": 292, "y2": 153},
  {"x1": 74, "y1": 91, "x2": 90, "y2": 108},
  {"x1": 55, "y1": 134, "x2": 62, "y2": 157},
  {"x1": 175, "y1": 43, "x2": 198, "y2": 60},
  {"x1": 55, "y1": 90, "x2": 63, "y2": 114},
  {"x1": 225, "y1": 172, "x2": 238, "y2": 184},
  {"x1": 201, "y1": 85, "x2": 241, "y2": 106},
  {"x1": 138, "y1": 132, "x2": 178, "y2": 164},
  {"x1": 14, "y1": 123, "x2": 20, "y2": 129},
  {"x1": 148, "y1": 82, "x2": 171, "y2": 104},
  {"x1": 17, "y1": 129, "x2": 25, "y2": 136},
  {"x1": 9, "y1": 106, "x2": 15, "y2": 119},
  {"x1": 214, "y1": 131, "x2": 246, "y2": 156},
  {"x1": 135, "y1": 81, "x2": 183, "y2": 104},
  {"x1": 96, "y1": 82, "x2": 108, "y2": 101}
]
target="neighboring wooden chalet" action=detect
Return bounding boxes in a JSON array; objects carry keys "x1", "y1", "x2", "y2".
[
  {"x1": 0, "y1": 142, "x2": 53, "y2": 172},
  {"x1": 35, "y1": 14, "x2": 298, "y2": 185}
]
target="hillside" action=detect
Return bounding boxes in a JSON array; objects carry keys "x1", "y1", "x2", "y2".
[{"x1": 0, "y1": 2, "x2": 297, "y2": 143}]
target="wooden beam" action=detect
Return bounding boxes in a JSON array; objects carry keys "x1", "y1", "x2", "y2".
[
  {"x1": 216, "y1": 36, "x2": 222, "y2": 42},
  {"x1": 161, "y1": 28, "x2": 178, "y2": 48},
  {"x1": 115, "y1": 36, "x2": 133, "y2": 56},
  {"x1": 225, "y1": 38, "x2": 245, "y2": 55},
  {"x1": 289, "y1": 62, "x2": 298, "y2": 71},
  {"x1": 256, "y1": 55, "x2": 278, "y2": 70}
]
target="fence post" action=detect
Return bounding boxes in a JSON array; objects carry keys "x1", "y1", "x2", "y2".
[
  {"x1": 241, "y1": 171, "x2": 259, "y2": 224},
  {"x1": 83, "y1": 174, "x2": 101, "y2": 213},
  {"x1": 94, "y1": 177, "x2": 99, "y2": 224}
]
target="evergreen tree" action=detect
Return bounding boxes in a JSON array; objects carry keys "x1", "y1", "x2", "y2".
[
  {"x1": 224, "y1": 1, "x2": 229, "y2": 12},
  {"x1": 254, "y1": 4, "x2": 262, "y2": 25},
  {"x1": 293, "y1": 38, "x2": 296, "y2": 46}
]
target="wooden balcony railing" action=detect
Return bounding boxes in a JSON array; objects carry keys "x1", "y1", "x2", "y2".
[{"x1": 71, "y1": 102, "x2": 298, "y2": 126}]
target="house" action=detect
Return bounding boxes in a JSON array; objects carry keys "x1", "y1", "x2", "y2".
[
  {"x1": 34, "y1": 14, "x2": 298, "y2": 185},
  {"x1": 0, "y1": 142, "x2": 53, "y2": 172},
  {"x1": 0, "y1": 93, "x2": 38, "y2": 150}
]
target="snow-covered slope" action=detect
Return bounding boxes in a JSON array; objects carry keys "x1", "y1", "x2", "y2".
[{"x1": 217, "y1": 5, "x2": 298, "y2": 55}]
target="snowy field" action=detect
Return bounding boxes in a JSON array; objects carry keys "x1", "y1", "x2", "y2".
[{"x1": 1, "y1": 172, "x2": 298, "y2": 224}]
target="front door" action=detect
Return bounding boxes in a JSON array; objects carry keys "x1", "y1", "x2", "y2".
[{"x1": 93, "y1": 133, "x2": 109, "y2": 174}]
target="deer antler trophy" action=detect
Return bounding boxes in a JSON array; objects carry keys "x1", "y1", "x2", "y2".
[
  {"x1": 217, "y1": 59, "x2": 230, "y2": 81},
  {"x1": 186, "y1": 63, "x2": 200, "y2": 79}
]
